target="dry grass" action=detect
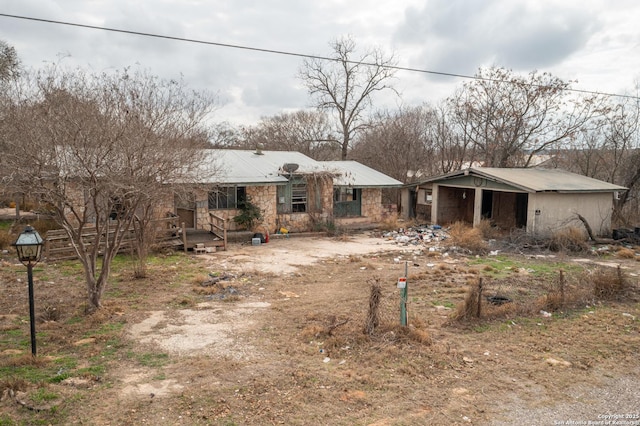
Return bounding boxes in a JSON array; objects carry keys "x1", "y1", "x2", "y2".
[
  {"x1": 0, "y1": 354, "x2": 50, "y2": 369},
  {"x1": 1, "y1": 238, "x2": 639, "y2": 425},
  {"x1": 447, "y1": 221, "x2": 488, "y2": 254},
  {"x1": 454, "y1": 264, "x2": 637, "y2": 323},
  {"x1": 548, "y1": 227, "x2": 589, "y2": 253},
  {"x1": 477, "y1": 219, "x2": 503, "y2": 239},
  {"x1": 615, "y1": 247, "x2": 637, "y2": 259},
  {"x1": 378, "y1": 218, "x2": 401, "y2": 231},
  {"x1": 452, "y1": 282, "x2": 482, "y2": 320},
  {"x1": 590, "y1": 266, "x2": 630, "y2": 300},
  {"x1": 0, "y1": 229, "x2": 14, "y2": 250},
  {"x1": 0, "y1": 377, "x2": 30, "y2": 394}
]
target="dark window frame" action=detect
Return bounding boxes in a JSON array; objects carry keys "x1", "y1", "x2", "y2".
[
  {"x1": 277, "y1": 176, "x2": 307, "y2": 214},
  {"x1": 208, "y1": 186, "x2": 246, "y2": 210}
]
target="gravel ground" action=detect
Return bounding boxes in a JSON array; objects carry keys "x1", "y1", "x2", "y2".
[{"x1": 489, "y1": 369, "x2": 640, "y2": 425}]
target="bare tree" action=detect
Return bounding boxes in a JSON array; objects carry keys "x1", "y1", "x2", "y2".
[
  {"x1": 448, "y1": 67, "x2": 605, "y2": 167},
  {"x1": 0, "y1": 40, "x2": 20, "y2": 82},
  {"x1": 209, "y1": 121, "x2": 243, "y2": 148},
  {"x1": 241, "y1": 110, "x2": 339, "y2": 160},
  {"x1": 558, "y1": 91, "x2": 640, "y2": 224},
  {"x1": 351, "y1": 106, "x2": 437, "y2": 183},
  {"x1": 428, "y1": 102, "x2": 474, "y2": 174},
  {"x1": 298, "y1": 36, "x2": 398, "y2": 160},
  {"x1": 3, "y1": 66, "x2": 216, "y2": 310}
]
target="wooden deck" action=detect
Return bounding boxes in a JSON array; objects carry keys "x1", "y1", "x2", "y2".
[
  {"x1": 43, "y1": 213, "x2": 229, "y2": 261},
  {"x1": 183, "y1": 229, "x2": 226, "y2": 252}
]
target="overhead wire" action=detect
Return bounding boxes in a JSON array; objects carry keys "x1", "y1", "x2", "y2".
[{"x1": 1, "y1": 12, "x2": 639, "y2": 100}]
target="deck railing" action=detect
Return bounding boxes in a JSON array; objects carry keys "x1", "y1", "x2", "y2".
[
  {"x1": 44, "y1": 216, "x2": 184, "y2": 261},
  {"x1": 208, "y1": 212, "x2": 228, "y2": 251}
]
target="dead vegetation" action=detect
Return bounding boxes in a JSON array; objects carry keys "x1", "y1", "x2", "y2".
[
  {"x1": 591, "y1": 265, "x2": 631, "y2": 300},
  {"x1": 453, "y1": 264, "x2": 638, "y2": 323},
  {"x1": 447, "y1": 221, "x2": 489, "y2": 254},
  {"x1": 548, "y1": 226, "x2": 590, "y2": 252},
  {"x1": 0, "y1": 234, "x2": 639, "y2": 425}
]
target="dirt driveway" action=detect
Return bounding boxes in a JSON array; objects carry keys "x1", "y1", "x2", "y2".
[
  {"x1": 120, "y1": 233, "x2": 640, "y2": 425},
  {"x1": 211, "y1": 234, "x2": 410, "y2": 274}
]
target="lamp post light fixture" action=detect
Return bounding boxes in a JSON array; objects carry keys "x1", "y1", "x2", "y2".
[{"x1": 12, "y1": 225, "x2": 44, "y2": 357}]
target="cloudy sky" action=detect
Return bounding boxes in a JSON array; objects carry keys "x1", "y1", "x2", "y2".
[{"x1": 1, "y1": 0, "x2": 640, "y2": 126}]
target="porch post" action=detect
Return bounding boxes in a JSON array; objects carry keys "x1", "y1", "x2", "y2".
[
  {"x1": 473, "y1": 187, "x2": 483, "y2": 227},
  {"x1": 431, "y1": 184, "x2": 439, "y2": 225}
]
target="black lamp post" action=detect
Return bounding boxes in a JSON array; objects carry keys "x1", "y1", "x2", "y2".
[{"x1": 12, "y1": 225, "x2": 44, "y2": 357}]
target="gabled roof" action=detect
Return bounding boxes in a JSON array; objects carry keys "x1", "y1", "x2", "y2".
[
  {"x1": 416, "y1": 167, "x2": 627, "y2": 193},
  {"x1": 196, "y1": 149, "x2": 402, "y2": 187}
]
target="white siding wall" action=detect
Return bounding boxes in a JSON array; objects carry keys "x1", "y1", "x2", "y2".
[{"x1": 527, "y1": 192, "x2": 614, "y2": 236}]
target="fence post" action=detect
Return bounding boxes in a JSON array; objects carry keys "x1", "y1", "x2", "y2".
[
  {"x1": 182, "y1": 222, "x2": 187, "y2": 253},
  {"x1": 476, "y1": 278, "x2": 483, "y2": 318},
  {"x1": 400, "y1": 261, "x2": 408, "y2": 326},
  {"x1": 559, "y1": 269, "x2": 565, "y2": 306}
]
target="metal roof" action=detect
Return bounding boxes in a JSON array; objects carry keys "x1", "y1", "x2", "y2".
[
  {"x1": 322, "y1": 161, "x2": 403, "y2": 187},
  {"x1": 196, "y1": 149, "x2": 401, "y2": 187},
  {"x1": 423, "y1": 167, "x2": 627, "y2": 193},
  {"x1": 195, "y1": 149, "x2": 326, "y2": 185}
]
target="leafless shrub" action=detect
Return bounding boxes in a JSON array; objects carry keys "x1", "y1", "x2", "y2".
[
  {"x1": 548, "y1": 227, "x2": 589, "y2": 253},
  {"x1": 615, "y1": 247, "x2": 637, "y2": 259},
  {"x1": 38, "y1": 304, "x2": 61, "y2": 322},
  {"x1": 452, "y1": 281, "x2": 482, "y2": 321},
  {"x1": 477, "y1": 219, "x2": 503, "y2": 239},
  {"x1": 364, "y1": 277, "x2": 382, "y2": 335},
  {"x1": 0, "y1": 229, "x2": 13, "y2": 250},
  {"x1": 447, "y1": 221, "x2": 488, "y2": 254},
  {"x1": 0, "y1": 377, "x2": 30, "y2": 395},
  {"x1": 591, "y1": 266, "x2": 630, "y2": 300}
]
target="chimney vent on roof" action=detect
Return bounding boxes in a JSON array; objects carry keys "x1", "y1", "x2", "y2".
[{"x1": 255, "y1": 144, "x2": 264, "y2": 155}]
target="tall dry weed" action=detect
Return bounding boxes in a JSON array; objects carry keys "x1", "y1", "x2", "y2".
[
  {"x1": 447, "y1": 222, "x2": 488, "y2": 254},
  {"x1": 452, "y1": 281, "x2": 481, "y2": 321},
  {"x1": 591, "y1": 266, "x2": 629, "y2": 300},
  {"x1": 548, "y1": 227, "x2": 589, "y2": 253}
]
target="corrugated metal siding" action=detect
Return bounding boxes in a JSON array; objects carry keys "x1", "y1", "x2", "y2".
[
  {"x1": 197, "y1": 149, "x2": 325, "y2": 184},
  {"x1": 195, "y1": 150, "x2": 403, "y2": 188},
  {"x1": 473, "y1": 168, "x2": 627, "y2": 192}
]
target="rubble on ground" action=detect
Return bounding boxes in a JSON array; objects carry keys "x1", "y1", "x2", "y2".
[{"x1": 381, "y1": 224, "x2": 449, "y2": 247}]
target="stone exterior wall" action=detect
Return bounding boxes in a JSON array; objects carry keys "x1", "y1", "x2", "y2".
[
  {"x1": 153, "y1": 180, "x2": 394, "y2": 234},
  {"x1": 361, "y1": 188, "x2": 383, "y2": 221},
  {"x1": 247, "y1": 185, "x2": 277, "y2": 232},
  {"x1": 155, "y1": 189, "x2": 175, "y2": 218},
  {"x1": 206, "y1": 208, "x2": 241, "y2": 231}
]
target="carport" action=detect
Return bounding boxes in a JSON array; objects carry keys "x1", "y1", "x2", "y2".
[{"x1": 405, "y1": 168, "x2": 626, "y2": 237}]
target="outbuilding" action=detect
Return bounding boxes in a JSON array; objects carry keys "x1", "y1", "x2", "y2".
[{"x1": 402, "y1": 168, "x2": 627, "y2": 237}]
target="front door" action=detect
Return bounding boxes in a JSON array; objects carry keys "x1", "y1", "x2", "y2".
[
  {"x1": 334, "y1": 188, "x2": 362, "y2": 217},
  {"x1": 175, "y1": 193, "x2": 196, "y2": 229}
]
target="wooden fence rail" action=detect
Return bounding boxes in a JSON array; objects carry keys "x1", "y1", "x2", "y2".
[{"x1": 44, "y1": 216, "x2": 183, "y2": 261}]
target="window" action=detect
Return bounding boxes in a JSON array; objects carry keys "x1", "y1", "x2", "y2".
[
  {"x1": 334, "y1": 187, "x2": 357, "y2": 202},
  {"x1": 277, "y1": 177, "x2": 307, "y2": 213},
  {"x1": 423, "y1": 189, "x2": 432, "y2": 203},
  {"x1": 291, "y1": 181, "x2": 307, "y2": 213},
  {"x1": 208, "y1": 186, "x2": 246, "y2": 209},
  {"x1": 333, "y1": 187, "x2": 361, "y2": 217}
]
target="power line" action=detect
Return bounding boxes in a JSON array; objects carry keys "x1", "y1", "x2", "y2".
[{"x1": 1, "y1": 12, "x2": 639, "y2": 100}]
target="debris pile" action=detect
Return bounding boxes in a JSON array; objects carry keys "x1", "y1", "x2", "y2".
[
  {"x1": 382, "y1": 225, "x2": 449, "y2": 247},
  {"x1": 200, "y1": 272, "x2": 243, "y2": 300}
]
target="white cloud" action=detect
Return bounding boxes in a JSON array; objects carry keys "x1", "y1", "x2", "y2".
[{"x1": 1, "y1": 0, "x2": 640, "y2": 125}]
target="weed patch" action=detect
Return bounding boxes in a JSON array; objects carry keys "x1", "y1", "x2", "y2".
[
  {"x1": 548, "y1": 227, "x2": 589, "y2": 253},
  {"x1": 447, "y1": 221, "x2": 488, "y2": 254}
]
